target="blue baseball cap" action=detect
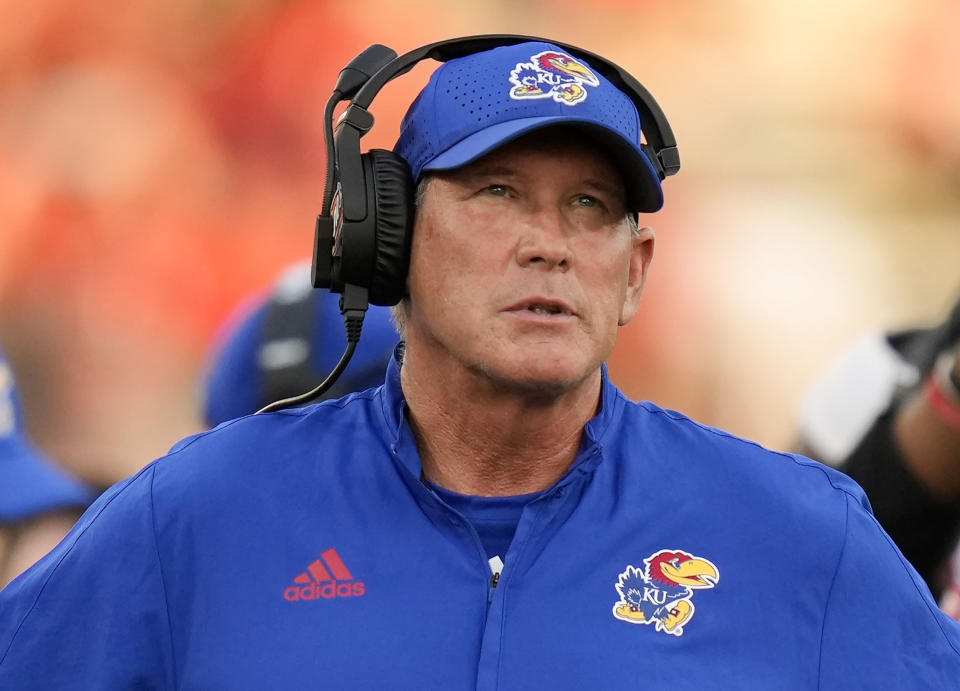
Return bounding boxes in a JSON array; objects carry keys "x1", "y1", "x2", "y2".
[
  {"x1": 395, "y1": 41, "x2": 663, "y2": 213},
  {"x1": 202, "y1": 261, "x2": 399, "y2": 427},
  {"x1": 0, "y1": 349, "x2": 95, "y2": 522}
]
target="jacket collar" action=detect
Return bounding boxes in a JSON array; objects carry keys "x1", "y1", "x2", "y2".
[{"x1": 376, "y1": 344, "x2": 624, "y2": 484}]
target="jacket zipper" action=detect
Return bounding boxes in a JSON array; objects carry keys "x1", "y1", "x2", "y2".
[{"x1": 488, "y1": 555, "x2": 503, "y2": 603}]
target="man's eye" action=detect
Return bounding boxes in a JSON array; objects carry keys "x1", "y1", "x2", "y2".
[
  {"x1": 575, "y1": 195, "x2": 600, "y2": 208},
  {"x1": 486, "y1": 184, "x2": 509, "y2": 196}
]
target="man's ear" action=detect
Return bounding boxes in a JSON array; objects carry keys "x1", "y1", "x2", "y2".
[{"x1": 618, "y1": 225, "x2": 656, "y2": 327}]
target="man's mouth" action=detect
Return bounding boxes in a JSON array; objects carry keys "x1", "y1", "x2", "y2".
[
  {"x1": 507, "y1": 299, "x2": 576, "y2": 317},
  {"x1": 528, "y1": 303, "x2": 565, "y2": 316}
]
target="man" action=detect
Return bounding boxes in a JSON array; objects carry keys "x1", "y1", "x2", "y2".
[
  {"x1": 201, "y1": 259, "x2": 398, "y2": 427},
  {"x1": 0, "y1": 348, "x2": 94, "y2": 588},
  {"x1": 2, "y1": 39, "x2": 959, "y2": 689}
]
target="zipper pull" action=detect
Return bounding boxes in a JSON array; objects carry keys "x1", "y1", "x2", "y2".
[{"x1": 488, "y1": 556, "x2": 504, "y2": 589}]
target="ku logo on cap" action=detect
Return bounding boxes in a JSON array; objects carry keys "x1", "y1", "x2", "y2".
[
  {"x1": 509, "y1": 51, "x2": 600, "y2": 105},
  {"x1": 612, "y1": 549, "x2": 719, "y2": 637}
]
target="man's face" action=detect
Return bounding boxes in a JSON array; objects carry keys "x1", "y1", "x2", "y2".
[{"x1": 403, "y1": 128, "x2": 655, "y2": 396}]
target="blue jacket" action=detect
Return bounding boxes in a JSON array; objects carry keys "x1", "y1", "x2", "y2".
[{"x1": 2, "y1": 358, "x2": 959, "y2": 689}]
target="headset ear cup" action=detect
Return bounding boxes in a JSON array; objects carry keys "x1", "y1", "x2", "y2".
[{"x1": 364, "y1": 149, "x2": 414, "y2": 306}]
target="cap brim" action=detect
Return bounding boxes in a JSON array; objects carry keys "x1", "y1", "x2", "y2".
[
  {"x1": 0, "y1": 439, "x2": 95, "y2": 521},
  {"x1": 421, "y1": 116, "x2": 663, "y2": 213}
]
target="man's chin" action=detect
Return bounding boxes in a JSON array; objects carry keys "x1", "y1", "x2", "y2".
[{"x1": 470, "y1": 359, "x2": 597, "y2": 401}]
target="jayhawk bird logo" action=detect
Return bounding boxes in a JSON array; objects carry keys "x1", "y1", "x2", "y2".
[
  {"x1": 612, "y1": 549, "x2": 719, "y2": 636},
  {"x1": 508, "y1": 51, "x2": 600, "y2": 105}
]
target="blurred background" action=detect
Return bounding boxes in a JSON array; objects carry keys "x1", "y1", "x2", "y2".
[{"x1": 0, "y1": 0, "x2": 958, "y2": 488}]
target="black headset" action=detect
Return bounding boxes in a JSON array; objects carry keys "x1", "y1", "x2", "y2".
[
  {"x1": 258, "y1": 34, "x2": 679, "y2": 413},
  {"x1": 311, "y1": 34, "x2": 680, "y2": 310}
]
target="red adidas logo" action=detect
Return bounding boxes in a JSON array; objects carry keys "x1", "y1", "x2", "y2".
[{"x1": 284, "y1": 548, "x2": 366, "y2": 601}]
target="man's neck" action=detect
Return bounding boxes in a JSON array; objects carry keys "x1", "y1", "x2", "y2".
[{"x1": 399, "y1": 349, "x2": 602, "y2": 497}]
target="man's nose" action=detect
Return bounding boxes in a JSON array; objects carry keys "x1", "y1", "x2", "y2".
[{"x1": 514, "y1": 207, "x2": 572, "y2": 271}]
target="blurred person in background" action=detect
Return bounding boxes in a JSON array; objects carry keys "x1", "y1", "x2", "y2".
[
  {"x1": 788, "y1": 0, "x2": 960, "y2": 620},
  {"x1": 0, "y1": 348, "x2": 95, "y2": 589},
  {"x1": 797, "y1": 292, "x2": 960, "y2": 616},
  {"x1": 201, "y1": 259, "x2": 398, "y2": 427}
]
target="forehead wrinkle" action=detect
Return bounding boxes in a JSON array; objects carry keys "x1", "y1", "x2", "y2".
[{"x1": 448, "y1": 162, "x2": 521, "y2": 183}]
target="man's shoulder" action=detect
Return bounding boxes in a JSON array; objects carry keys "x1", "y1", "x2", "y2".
[
  {"x1": 174, "y1": 389, "x2": 381, "y2": 458},
  {"x1": 613, "y1": 399, "x2": 897, "y2": 601},
  {"x1": 151, "y1": 390, "x2": 386, "y2": 494},
  {"x1": 619, "y1": 397, "x2": 870, "y2": 511}
]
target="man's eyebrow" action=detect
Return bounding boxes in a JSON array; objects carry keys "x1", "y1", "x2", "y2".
[{"x1": 453, "y1": 168, "x2": 624, "y2": 196}]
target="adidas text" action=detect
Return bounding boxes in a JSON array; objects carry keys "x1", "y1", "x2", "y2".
[{"x1": 284, "y1": 581, "x2": 366, "y2": 601}]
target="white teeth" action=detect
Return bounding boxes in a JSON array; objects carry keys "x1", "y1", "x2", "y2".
[{"x1": 529, "y1": 304, "x2": 561, "y2": 315}]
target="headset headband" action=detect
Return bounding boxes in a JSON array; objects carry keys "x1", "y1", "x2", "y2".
[
  {"x1": 324, "y1": 35, "x2": 679, "y2": 214},
  {"x1": 348, "y1": 35, "x2": 680, "y2": 179}
]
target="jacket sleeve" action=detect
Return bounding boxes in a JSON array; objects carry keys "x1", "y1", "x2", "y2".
[
  {"x1": 819, "y1": 491, "x2": 960, "y2": 688},
  {"x1": 0, "y1": 464, "x2": 175, "y2": 690}
]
